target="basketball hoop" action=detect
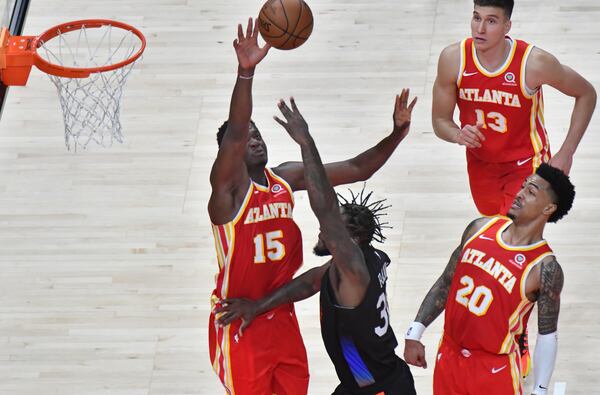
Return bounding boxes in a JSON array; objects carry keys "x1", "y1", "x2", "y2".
[{"x1": 0, "y1": 19, "x2": 146, "y2": 151}]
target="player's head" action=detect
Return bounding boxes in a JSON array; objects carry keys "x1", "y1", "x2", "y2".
[
  {"x1": 507, "y1": 163, "x2": 575, "y2": 224},
  {"x1": 313, "y1": 187, "x2": 390, "y2": 256},
  {"x1": 471, "y1": 0, "x2": 513, "y2": 51},
  {"x1": 217, "y1": 120, "x2": 268, "y2": 167}
]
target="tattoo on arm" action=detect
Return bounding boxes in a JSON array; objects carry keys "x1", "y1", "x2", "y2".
[
  {"x1": 537, "y1": 257, "x2": 564, "y2": 334},
  {"x1": 413, "y1": 217, "x2": 485, "y2": 327},
  {"x1": 415, "y1": 246, "x2": 461, "y2": 326}
]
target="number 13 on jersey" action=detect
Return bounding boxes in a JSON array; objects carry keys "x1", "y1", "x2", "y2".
[{"x1": 475, "y1": 109, "x2": 507, "y2": 133}]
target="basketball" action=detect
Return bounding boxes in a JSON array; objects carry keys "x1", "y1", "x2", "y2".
[{"x1": 258, "y1": 0, "x2": 313, "y2": 50}]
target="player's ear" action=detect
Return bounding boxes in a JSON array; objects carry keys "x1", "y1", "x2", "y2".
[
  {"x1": 504, "y1": 19, "x2": 512, "y2": 35},
  {"x1": 542, "y1": 202, "x2": 557, "y2": 219}
]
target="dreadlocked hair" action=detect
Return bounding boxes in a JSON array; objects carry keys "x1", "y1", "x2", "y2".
[{"x1": 337, "y1": 185, "x2": 391, "y2": 245}]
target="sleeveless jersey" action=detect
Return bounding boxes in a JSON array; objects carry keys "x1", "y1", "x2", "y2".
[
  {"x1": 444, "y1": 217, "x2": 554, "y2": 355},
  {"x1": 320, "y1": 246, "x2": 410, "y2": 393},
  {"x1": 210, "y1": 168, "x2": 303, "y2": 302},
  {"x1": 457, "y1": 37, "x2": 550, "y2": 165}
]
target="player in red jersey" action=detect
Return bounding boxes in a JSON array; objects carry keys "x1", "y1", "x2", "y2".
[
  {"x1": 431, "y1": 0, "x2": 595, "y2": 375},
  {"x1": 402, "y1": 163, "x2": 575, "y2": 395},
  {"x1": 432, "y1": 0, "x2": 594, "y2": 215},
  {"x1": 209, "y1": 18, "x2": 416, "y2": 395}
]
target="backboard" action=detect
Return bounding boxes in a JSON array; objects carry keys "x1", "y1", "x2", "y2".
[{"x1": 0, "y1": 0, "x2": 30, "y2": 118}]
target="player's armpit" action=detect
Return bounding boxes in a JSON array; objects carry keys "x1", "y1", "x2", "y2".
[{"x1": 537, "y1": 257, "x2": 564, "y2": 334}]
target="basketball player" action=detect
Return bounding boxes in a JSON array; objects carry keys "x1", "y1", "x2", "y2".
[
  {"x1": 209, "y1": 18, "x2": 416, "y2": 394},
  {"x1": 431, "y1": 0, "x2": 595, "y2": 374},
  {"x1": 403, "y1": 163, "x2": 575, "y2": 395},
  {"x1": 216, "y1": 97, "x2": 417, "y2": 395}
]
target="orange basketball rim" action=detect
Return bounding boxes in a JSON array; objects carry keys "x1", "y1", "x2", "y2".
[{"x1": 0, "y1": 19, "x2": 146, "y2": 85}]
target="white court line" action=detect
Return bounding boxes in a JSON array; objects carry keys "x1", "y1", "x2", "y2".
[{"x1": 554, "y1": 382, "x2": 567, "y2": 395}]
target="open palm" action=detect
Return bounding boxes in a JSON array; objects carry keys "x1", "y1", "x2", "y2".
[
  {"x1": 234, "y1": 18, "x2": 271, "y2": 70},
  {"x1": 393, "y1": 88, "x2": 418, "y2": 134}
]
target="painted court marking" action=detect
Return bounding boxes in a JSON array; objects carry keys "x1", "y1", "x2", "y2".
[{"x1": 554, "y1": 381, "x2": 567, "y2": 395}]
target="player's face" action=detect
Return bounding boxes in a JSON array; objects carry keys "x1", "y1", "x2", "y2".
[
  {"x1": 471, "y1": 6, "x2": 511, "y2": 51},
  {"x1": 244, "y1": 124, "x2": 268, "y2": 167},
  {"x1": 507, "y1": 175, "x2": 557, "y2": 221},
  {"x1": 313, "y1": 208, "x2": 354, "y2": 257}
]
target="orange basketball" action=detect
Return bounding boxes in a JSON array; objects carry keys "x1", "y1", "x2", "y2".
[{"x1": 258, "y1": 0, "x2": 314, "y2": 50}]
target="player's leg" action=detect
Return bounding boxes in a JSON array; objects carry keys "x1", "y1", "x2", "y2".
[
  {"x1": 433, "y1": 339, "x2": 466, "y2": 395},
  {"x1": 379, "y1": 362, "x2": 416, "y2": 395},
  {"x1": 209, "y1": 312, "x2": 274, "y2": 395},
  {"x1": 466, "y1": 153, "x2": 504, "y2": 216},
  {"x1": 270, "y1": 309, "x2": 309, "y2": 395},
  {"x1": 465, "y1": 351, "x2": 522, "y2": 395}
]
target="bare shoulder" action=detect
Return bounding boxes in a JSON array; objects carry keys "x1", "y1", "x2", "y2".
[
  {"x1": 525, "y1": 46, "x2": 562, "y2": 87},
  {"x1": 460, "y1": 217, "x2": 489, "y2": 244},
  {"x1": 437, "y1": 42, "x2": 461, "y2": 81}
]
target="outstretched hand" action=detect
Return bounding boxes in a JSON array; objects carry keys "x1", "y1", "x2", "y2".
[
  {"x1": 214, "y1": 298, "x2": 259, "y2": 337},
  {"x1": 274, "y1": 97, "x2": 312, "y2": 145},
  {"x1": 234, "y1": 18, "x2": 271, "y2": 70},
  {"x1": 393, "y1": 88, "x2": 418, "y2": 137}
]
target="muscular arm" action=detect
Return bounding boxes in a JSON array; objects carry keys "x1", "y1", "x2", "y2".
[
  {"x1": 527, "y1": 48, "x2": 597, "y2": 174},
  {"x1": 536, "y1": 256, "x2": 564, "y2": 334},
  {"x1": 216, "y1": 264, "x2": 329, "y2": 329},
  {"x1": 413, "y1": 217, "x2": 487, "y2": 326},
  {"x1": 298, "y1": 132, "x2": 370, "y2": 306},
  {"x1": 274, "y1": 89, "x2": 417, "y2": 191},
  {"x1": 208, "y1": 19, "x2": 269, "y2": 224},
  {"x1": 275, "y1": 99, "x2": 370, "y2": 306}
]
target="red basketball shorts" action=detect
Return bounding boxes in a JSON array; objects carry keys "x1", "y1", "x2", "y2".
[
  {"x1": 466, "y1": 151, "x2": 542, "y2": 216},
  {"x1": 433, "y1": 336, "x2": 522, "y2": 395},
  {"x1": 209, "y1": 304, "x2": 309, "y2": 395}
]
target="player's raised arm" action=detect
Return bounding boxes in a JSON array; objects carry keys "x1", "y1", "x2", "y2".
[
  {"x1": 530, "y1": 255, "x2": 563, "y2": 395},
  {"x1": 403, "y1": 217, "x2": 487, "y2": 368},
  {"x1": 209, "y1": 18, "x2": 271, "y2": 224},
  {"x1": 273, "y1": 89, "x2": 416, "y2": 191},
  {"x1": 526, "y1": 48, "x2": 597, "y2": 175},
  {"x1": 274, "y1": 98, "x2": 370, "y2": 307}
]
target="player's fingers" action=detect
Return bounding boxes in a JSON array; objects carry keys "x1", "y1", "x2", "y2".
[
  {"x1": 422, "y1": 356, "x2": 427, "y2": 369},
  {"x1": 290, "y1": 97, "x2": 300, "y2": 113},
  {"x1": 246, "y1": 17, "x2": 253, "y2": 38},
  {"x1": 237, "y1": 24, "x2": 243, "y2": 41},
  {"x1": 252, "y1": 17, "x2": 260, "y2": 38},
  {"x1": 474, "y1": 123, "x2": 487, "y2": 141},
  {"x1": 394, "y1": 94, "x2": 401, "y2": 113},
  {"x1": 240, "y1": 319, "x2": 250, "y2": 336},
  {"x1": 408, "y1": 96, "x2": 417, "y2": 112},
  {"x1": 277, "y1": 99, "x2": 293, "y2": 117},
  {"x1": 232, "y1": 39, "x2": 239, "y2": 49},
  {"x1": 401, "y1": 88, "x2": 408, "y2": 106},
  {"x1": 273, "y1": 116, "x2": 288, "y2": 129},
  {"x1": 217, "y1": 311, "x2": 237, "y2": 326}
]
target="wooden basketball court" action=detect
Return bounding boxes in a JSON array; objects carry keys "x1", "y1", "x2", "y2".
[{"x1": 0, "y1": 0, "x2": 598, "y2": 394}]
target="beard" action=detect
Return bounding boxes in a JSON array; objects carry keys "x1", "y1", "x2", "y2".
[{"x1": 313, "y1": 243, "x2": 331, "y2": 257}]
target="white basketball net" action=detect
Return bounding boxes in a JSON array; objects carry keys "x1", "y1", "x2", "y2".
[{"x1": 37, "y1": 24, "x2": 143, "y2": 151}]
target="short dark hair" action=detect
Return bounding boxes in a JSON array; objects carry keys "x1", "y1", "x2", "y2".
[
  {"x1": 216, "y1": 120, "x2": 258, "y2": 147},
  {"x1": 535, "y1": 163, "x2": 575, "y2": 223},
  {"x1": 337, "y1": 186, "x2": 390, "y2": 246},
  {"x1": 474, "y1": 0, "x2": 514, "y2": 19}
]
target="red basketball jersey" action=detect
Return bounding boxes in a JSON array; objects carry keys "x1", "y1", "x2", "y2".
[
  {"x1": 444, "y1": 217, "x2": 553, "y2": 355},
  {"x1": 457, "y1": 37, "x2": 551, "y2": 165},
  {"x1": 210, "y1": 168, "x2": 303, "y2": 302}
]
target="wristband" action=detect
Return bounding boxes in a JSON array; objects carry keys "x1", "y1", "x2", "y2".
[
  {"x1": 405, "y1": 321, "x2": 426, "y2": 341},
  {"x1": 238, "y1": 74, "x2": 254, "y2": 80}
]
